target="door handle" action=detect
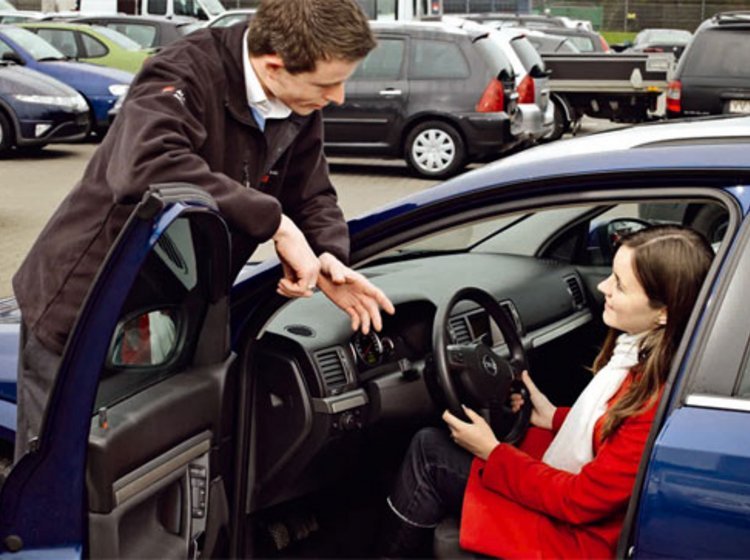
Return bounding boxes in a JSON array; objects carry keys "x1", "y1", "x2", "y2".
[{"x1": 379, "y1": 89, "x2": 402, "y2": 97}]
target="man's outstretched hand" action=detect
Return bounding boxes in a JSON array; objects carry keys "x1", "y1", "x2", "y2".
[{"x1": 318, "y1": 252, "x2": 395, "y2": 333}]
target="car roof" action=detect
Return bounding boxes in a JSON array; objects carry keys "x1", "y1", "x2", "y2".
[
  {"x1": 350, "y1": 116, "x2": 750, "y2": 224},
  {"x1": 370, "y1": 19, "x2": 488, "y2": 38}
]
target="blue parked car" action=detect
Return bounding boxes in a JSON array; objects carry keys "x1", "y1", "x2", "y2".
[
  {"x1": 0, "y1": 60, "x2": 89, "y2": 154},
  {"x1": 1, "y1": 115, "x2": 750, "y2": 559},
  {"x1": 0, "y1": 25, "x2": 131, "y2": 134}
]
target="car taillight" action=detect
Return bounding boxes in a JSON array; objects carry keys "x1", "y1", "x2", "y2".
[
  {"x1": 476, "y1": 78, "x2": 505, "y2": 113},
  {"x1": 517, "y1": 74, "x2": 535, "y2": 104},
  {"x1": 644, "y1": 47, "x2": 664, "y2": 53},
  {"x1": 666, "y1": 79, "x2": 682, "y2": 113},
  {"x1": 599, "y1": 34, "x2": 610, "y2": 53}
]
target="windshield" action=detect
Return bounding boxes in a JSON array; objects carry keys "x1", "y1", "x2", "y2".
[
  {"x1": 638, "y1": 29, "x2": 692, "y2": 45},
  {"x1": 3, "y1": 27, "x2": 65, "y2": 60},
  {"x1": 92, "y1": 25, "x2": 143, "y2": 50},
  {"x1": 682, "y1": 29, "x2": 750, "y2": 78},
  {"x1": 0, "y1": 0, "x2": 16, "y2": 10},
  {"x1": 199, "y1": 0, "x2": 225, "y2": 16}
]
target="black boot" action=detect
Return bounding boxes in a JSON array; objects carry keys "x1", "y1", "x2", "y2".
[{"x1": 377, "y1": 500, "x2": 433, "y2": 559}]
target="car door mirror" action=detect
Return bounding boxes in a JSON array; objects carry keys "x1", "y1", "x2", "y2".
[
  {"x1": 588, "y1": 218, "x2": 650, "y2": 264},
  {"x1": 1, "y1": 51, "x2": 24, "y2": 65},
  {"x1": 109, "y1": 307, "x2": 181, "y2": 367}
]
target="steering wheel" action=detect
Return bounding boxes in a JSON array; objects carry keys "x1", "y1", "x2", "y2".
[{"x1": 431, "y1": 287, "x2": 531, "y2": 445}]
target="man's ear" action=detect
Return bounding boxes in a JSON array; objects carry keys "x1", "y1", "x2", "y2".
[{"x1": 259, "y1": 54, "x2": 285, "y2": 77}]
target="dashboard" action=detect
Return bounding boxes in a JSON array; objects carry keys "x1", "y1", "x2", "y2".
[{"x1": 250, "y1": 251, "x2": 598, "y2": 510}]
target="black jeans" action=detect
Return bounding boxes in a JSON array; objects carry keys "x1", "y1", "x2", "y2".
[{"x1": 388, "y1": 427, "x2": 473, "y2": 528}]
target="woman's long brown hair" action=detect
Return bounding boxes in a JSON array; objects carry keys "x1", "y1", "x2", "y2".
[{"x1": 594, "y1": 225, "x2": 714, "y2": 440}]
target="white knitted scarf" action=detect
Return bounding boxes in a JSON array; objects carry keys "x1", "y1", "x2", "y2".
[{"x1": 542, "y1": 332, "x2": 643, "y2": 474}]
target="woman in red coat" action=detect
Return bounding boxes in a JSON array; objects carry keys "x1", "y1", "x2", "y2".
[{"x1": 380, "y1": 225, "x2": 714, "y2": 558}]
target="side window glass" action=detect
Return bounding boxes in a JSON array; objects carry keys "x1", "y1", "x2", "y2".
[
  {"x1": 80, "y1": 33, "x2": 108, "y2": 58},
  {"x1": 409, "y1": 39, "x2": 470, "y2": 79},
  {"x1": 739, "y1": 358, "x2": 750, "y2": 397},
  {"x1": 37, "y1": 29, "x2": 78, "y2": 58},
  {"x1": 352, "y1": 38, "x2": 404, "y2": 80},
  {"x1": 95, "y1": 217, "x2": 201, "y2": 410},
  {"x1": 0, "y1": 39, "x2": 13, "y2": 57},
  {"x1": 148, "y1": 0, "x2": 167, "y2": 15},
  {"x1": 112, "y1": 23, "x2": 157, "y2": 48}
]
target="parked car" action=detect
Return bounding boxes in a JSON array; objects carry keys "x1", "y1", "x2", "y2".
[
  {"x1": 521, "y1": 28, "x2": 581, "y2": 54},
  {"x1": 206, "y1": 8, "x2": 256, "y2": 28},
  {"x1": 474, "y1": 22, "x2": 555, "y2": 143},
  {"x1": 667, "y1": 12, "x2": 750, "y2": 118},
  {"x1": 529, "y1": 25, "x2": 609, "y2": 53},
  {"x1": 0, "y1": 10, "x2": 48, "y2": 24},
  {"x1": 0, "y1": 59, "x2": 89, "y2": 154},
  {"x1": 71, "y1": 14, "x2": 203, "y2": 49},
  {"x1": 0, "y1": 25, "x2": 132, "y2": 133},
  {"x1": 464, "y1": 11, "x2": 574, "y2": 30},
  {"x1": 323, "y1": 20, "x2": 521, "y2": 179},
  {"x1": 19, "y1": 22, "x2": 149, "y2": 74},
  {"x1": 2, "y1": 114, "x2": 750, "y2": 559},
  {"x1": 623, "y1": 28, "x2": 692, "y2": 59}
]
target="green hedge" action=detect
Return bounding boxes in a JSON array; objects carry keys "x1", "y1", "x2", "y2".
[{"x1": 601, "y1": 31, "x2": 637, "y2": 45}]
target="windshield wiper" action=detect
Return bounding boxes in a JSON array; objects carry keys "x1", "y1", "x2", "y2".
[{"x1": 36, "y1": 56, "x2": 67, "y2": 62}]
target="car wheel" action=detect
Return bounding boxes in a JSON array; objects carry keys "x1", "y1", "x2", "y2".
[
  {"x1": 405, "y1": 121, "x2": 466, "y2": 179},
  {"x1": 0, "y1": 111, "x2": 14, "y2": 156},
  {"x1": 543, "y1": 100, "x2": 567, "y2": 143}
]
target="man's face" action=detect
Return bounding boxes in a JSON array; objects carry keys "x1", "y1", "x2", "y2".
[{"x1": 261, "y1": 55, "x2": 359, "y2": 115}]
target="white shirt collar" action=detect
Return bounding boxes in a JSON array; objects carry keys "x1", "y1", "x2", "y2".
[{"x1": 242, "y1": 29, "x2": 292, "y2": 120}]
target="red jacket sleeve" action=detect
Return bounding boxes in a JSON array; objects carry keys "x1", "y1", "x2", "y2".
[
  {"x1": 479, "y1": 403, "x2": 656, "y2": 525},
  {"x1": 552, "y1": 407, "x2": 570, "y2": 433}
]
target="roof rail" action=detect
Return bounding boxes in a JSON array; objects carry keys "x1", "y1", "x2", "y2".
[{"x1": 712, "y1": 11, "x2": 750, "y2": 24}]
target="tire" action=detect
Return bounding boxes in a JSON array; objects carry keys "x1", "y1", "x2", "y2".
[
  {"x1": 0, "y1": 111, "x2": 14, "y2": 156},
  {"x1": 542, "y1": 100, "x2": 568, "y2": 143},
  {"x1": 404, "y1": 121, "x2": 466, "y2": 179}
]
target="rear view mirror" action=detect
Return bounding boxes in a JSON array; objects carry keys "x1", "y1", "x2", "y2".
[{"x1": 109, "y1": 307, "x2": 181, "y2": 367}]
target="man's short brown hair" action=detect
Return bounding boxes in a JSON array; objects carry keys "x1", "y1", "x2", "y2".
[{"x1": 247, "y1": 0, "x2": 376, "y2": 74}]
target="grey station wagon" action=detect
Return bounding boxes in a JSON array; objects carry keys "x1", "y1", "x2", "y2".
[{"x1": 323, "y1": 21, "x2": 522, "y2": 179}]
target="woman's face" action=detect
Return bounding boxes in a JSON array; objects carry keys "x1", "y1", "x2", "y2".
[{"x1": 597, "y1": 246, "x2": 666, "y2": 335}]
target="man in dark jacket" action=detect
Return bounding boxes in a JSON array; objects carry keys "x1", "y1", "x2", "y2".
[{"x1": 11, "y1": 0, "x2": 393, "y2": 460}]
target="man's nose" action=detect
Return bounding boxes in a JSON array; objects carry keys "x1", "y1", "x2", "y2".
[{"x1": 325, "y1": 83, "x2": 346, "y2": 105}]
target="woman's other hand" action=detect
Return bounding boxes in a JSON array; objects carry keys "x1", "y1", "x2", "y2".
[
  {"x1": 442, "y1": 406, "x2": 499, "y2": 460},
  {"x1": 509, "y1": 370, "x2": 556, "y2": 430}
]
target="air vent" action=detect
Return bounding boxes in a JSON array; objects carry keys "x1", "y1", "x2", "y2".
[
  {"x1": 315, "y1": 348, "x2": 348, "y2": 394},
  {"x1": 564, "y1": 275, "x2": 586, "y2": 309},
  {"x1": 448, "y1": 316, "x2": 471, "y2": 343},
  {"x1": 157, "y1": 234, "x2": 187, "y2": 272}
]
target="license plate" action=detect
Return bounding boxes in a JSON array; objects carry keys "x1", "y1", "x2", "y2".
[{"x1": 728, "y1": 99, "x2": 750, "y2": 114}]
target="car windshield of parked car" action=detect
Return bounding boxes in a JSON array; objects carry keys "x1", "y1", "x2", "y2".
[
  {"x1": 208, "y1": 12, "x2": 251, "y2": 28},
  {"x1": 92, "y1": 25, "x2": 143, "y2": 51},
  {"x1": 0, "y1": 0, "x2": 15, "y2": 10},
  {"x1": 637, "y1": 29, "x2": 692, "y2": 45},
  {"x1": 681, "y1": 29, "x2": 750, "y2": 78},
  {"x1": 198, "y1": 0, "x2": 225, "y2": 16},
  {"x1": 2, "y1": 26, "x2": 65, "y2": 60}
]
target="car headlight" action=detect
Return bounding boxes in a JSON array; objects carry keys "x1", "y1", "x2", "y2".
[
  {"x1": 108, "y1": 84, "x2": 130, "y2": 97},
  {"x1": 13, "y1": 93, "x2": 88, "y2": 112}
]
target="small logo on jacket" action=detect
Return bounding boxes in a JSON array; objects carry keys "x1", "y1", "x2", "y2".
[{"x1": 161, "y1": 85, "x2": 186, "y2": 106}]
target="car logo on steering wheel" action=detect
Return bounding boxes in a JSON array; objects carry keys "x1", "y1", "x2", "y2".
[{"x1": 481, "y1": 354, "x2": 498, "y2": 376}]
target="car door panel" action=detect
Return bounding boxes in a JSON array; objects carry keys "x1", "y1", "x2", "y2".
[{"x1": 0, "y1": 185, "x2": 234, "y2": 559}]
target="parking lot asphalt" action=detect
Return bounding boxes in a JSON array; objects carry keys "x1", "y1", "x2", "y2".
[{"x1": 0, "y1": 117, "x2": 619, "y2": 298}]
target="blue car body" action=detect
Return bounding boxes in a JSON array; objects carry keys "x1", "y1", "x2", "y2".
[
  {"x1": 0, "y1": 62, "x2": 89, "y2": 152},
  {"x1": 0, "y1": 25, "x2": 132, "y2": 131},
  {"x1": 1, "y1": 116, "x2": 750, "y2": 558}
]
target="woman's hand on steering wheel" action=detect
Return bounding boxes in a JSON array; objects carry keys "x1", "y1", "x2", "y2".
[
  {"x1": 442, "y1": 406, "x2": 500, "y2": 461},
  {"x1": 509, "y1": 371, "x2": 557, "y2": 430}
]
